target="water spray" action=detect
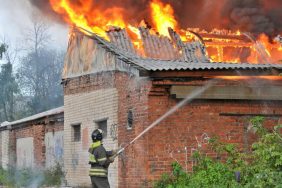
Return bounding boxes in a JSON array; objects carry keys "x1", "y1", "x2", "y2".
[
  {"x1": 114, "y1": 79, "x2": 218, "y2": 157},
  {"x1": 78, "y1": 27, "x2": 219, "y2": 158},
  {"x1": 242, "y1": 32, "x2": 273, "y2": 64}
]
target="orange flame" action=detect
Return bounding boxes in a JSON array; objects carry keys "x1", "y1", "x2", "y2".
[
  {"x1": 150, "y1": 0, "x2": 178, "y2": 38},
  {"x1": 257, "y1": 33, "x2": 271, "y2": 57},
  {"x1": 214, "y1": 76, "x2": 282, "y2": 81},
  {"x1": 49, "y1": 0, "x2": 282, "y2": 64},
  {"x1": 128, "y1": 25, "x2": 141, "y2": 40},
  {"x1": 49, "y1": 0, "x2": 126, "y2": 39},
  {"x1": 127, "y1": 24, "x2": 143, "y2": 52},
  {"x1": 236, "y1": 30, "x2": 241, "y2": 36}
]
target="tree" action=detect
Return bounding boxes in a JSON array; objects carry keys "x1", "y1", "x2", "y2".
[
  {"x1": 18, "y1": 16, "x2": 64, "y2": 114},
  {"x1": 0, "y1": 43, "x2": 19, "y2": 122},
  {"x1": 0, "y1": 43, "x2": 7, "y2": 59}
]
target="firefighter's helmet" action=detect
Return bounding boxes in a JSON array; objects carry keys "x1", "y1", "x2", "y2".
[{"x1": 91, "y1": 129, "x2": 103, "y2": 142}]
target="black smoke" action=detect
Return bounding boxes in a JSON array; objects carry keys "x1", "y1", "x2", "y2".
[
  {"x1": 29, "y1": 0, "x2": 282, "y2": 36},
  {"x1": 221, "y1": 0, "x2": 282, "y2": 36}
]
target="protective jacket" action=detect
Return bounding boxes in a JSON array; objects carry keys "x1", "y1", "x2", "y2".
[{"x1": 88, "y1": 141, "x2": 113, "y2": 177}]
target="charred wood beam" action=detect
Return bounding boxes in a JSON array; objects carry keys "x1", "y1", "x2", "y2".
[
  {"x1": 205, "y1": 42, "x2": 253, "y2": 48},
  {"x1": 200, "y1": 33, "x2": 249, "y2": 41}
]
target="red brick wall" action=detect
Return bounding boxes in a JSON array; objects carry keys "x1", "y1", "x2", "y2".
[
  {"x1": 143, "y1": 79, "x2": 282, "y2": 186},
  {"x1": 63, "y1": 72, "x2": 282, "y2": 187},
  {"x1": 9, "y1": 116, "x2": 64, "y2": 168},
  {"x1": 9, "y1": 130, "x2": 16, "y2": 165},
  {"x1": 115, "y1": 73, "x2": 152, "y2": 188},
  {"x1": 63, "y1": 71, "x2": 152, "y2": 187}
]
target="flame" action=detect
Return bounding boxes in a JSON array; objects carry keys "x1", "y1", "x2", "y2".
[
  {"x1": 49, "y1": 0, "x2": 282, "y2": 64},
  {"x1": 150, "y1": 0, "x2": 178, "y2": 38},
  {"x1": 49, "y1": 0, "x2": 126, "y2": 40},
  {"x1": 257, "y1": 33, "x2": 271, "y2": 57},
  {"x1": 214, "y1": 76, "x2": 282, "y2": 80},
  {"x1": 127, "y1": 25, "x2": 143, "y2": 52},
  {"x1": 128, "y1": 25, "x2": 141, "y2": 40}
]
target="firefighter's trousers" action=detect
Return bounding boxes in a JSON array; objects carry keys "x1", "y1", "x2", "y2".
[{"x1": 90, "y1": 176, "x2": 110, "y2": 188}]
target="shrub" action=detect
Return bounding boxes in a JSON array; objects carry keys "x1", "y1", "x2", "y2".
[
  {"x1": 0, "y1": 162, "x2": 65, "y2": 187},
  {"x1": 42, "y1": 162, "x2": 66, "y2": 187},
  {"x1": 154, "y1": 117, "x2": 282, "y2": 188}
]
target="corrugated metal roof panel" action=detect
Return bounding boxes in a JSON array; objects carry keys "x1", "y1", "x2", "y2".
[
  {"x1": 1, "y1": 106, "x2": 64, "y2": 127},
  {"x1": 130, "y1": 58, "x2": 282, "y2": 71},
  {"x1": 80, "y1": 29, "x2": 282, "y2": 72}
]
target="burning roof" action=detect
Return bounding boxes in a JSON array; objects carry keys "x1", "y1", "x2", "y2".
[
  {"x1": 28, "y1": 0, "x2": 282, "y2": 78},
  {"x1": 30, "y1": 0, "x2": 282, "y2": 65},
  {"x1": 62, "y1": 28, "x2": 282, "y2": 79}
]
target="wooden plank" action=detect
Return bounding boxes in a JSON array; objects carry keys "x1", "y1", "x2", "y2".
[{"x1": 171, "y1": 85, "x2": 282, "y2": 100}]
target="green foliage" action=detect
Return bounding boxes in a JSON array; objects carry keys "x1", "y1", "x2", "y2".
[
  {"x1": 190, "y1": 157, "x2": 238, "y2": 188},
  {"x1": 153, "y1": 162, "x2": 190, "y2": 188},
  {"x1": 42, "y1": 162, "x2": 66, "y2": 187},
  {"x1": 241, "y1": 118, "x2": 282, "y2": 187},
  {"x1": 0, "y1": 163, "x2": 65, "y2": 187},
  {"x1": 154, "y1": 117, "x2": 282, "y2": 188},
  {"x1": 249, "y1": 116, "x2": 266, "y2": 135},
  {"x1": 0, "y1": 43, "x2": 7, "y2": 59},
  {"x1": 0, "y1": 61, "x2": 19, "y2": 122},
  {"x1": 154, "y1": 160, "x2": 238, "y2": 188},
  {"x1": 0, "y1": 166, "x2": 10, "y2": 186}
]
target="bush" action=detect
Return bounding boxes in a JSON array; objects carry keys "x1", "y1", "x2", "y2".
[
  {"x1": 42, "y1": 162, "x2": 66, "y2": 187},
  {"x1": 153, "y1": 162, "x2": 190, "y2": 188},
  {"x1": 154, "y1": 160, "x2": 239, "y2": 188},
  {"x1": 154, "y1": 117, "x2": 282, "y2": 188},
  {"x1": 0, "y1": 162, "x2": 65, "y2": 187}
]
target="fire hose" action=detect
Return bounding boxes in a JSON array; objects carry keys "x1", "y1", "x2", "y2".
[{"x1": 111, "y1": 79, "x2": 218, "y2": 159}]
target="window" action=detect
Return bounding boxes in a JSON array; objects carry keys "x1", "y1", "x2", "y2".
[
  {"x1": 97, "y1": 120, "x2": 107, "y2": 138},
  {"x1": 72, "y1": 124, "x2": 81, "y2": 142},
  {"x1": 127, "y1": 110, "x2": 133, "y2": 130}
]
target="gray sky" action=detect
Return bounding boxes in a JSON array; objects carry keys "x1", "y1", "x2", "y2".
[{"x1": 0, "y1": 0, "x2": 68, "y2": 65}]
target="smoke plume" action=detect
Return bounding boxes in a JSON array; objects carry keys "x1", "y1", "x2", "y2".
[
  {"x1": 221, "y1": 0, "x2": 282, "y2": 36},
  {"x1": 29, "y1": 0, "x2": 282, "y2": 36}
]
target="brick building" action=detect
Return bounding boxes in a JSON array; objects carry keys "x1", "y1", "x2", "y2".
[
  {"x1": 0, "y1": 27, "x2": 282, "y2": 187},
  {"x1": 0, "y1": 107, "x2": 64, "y2": 170},
  {"x1": 61, "y1": 28, "x2": 282, "y2": 187}
]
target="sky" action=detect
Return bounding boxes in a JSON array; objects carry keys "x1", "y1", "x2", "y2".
[{"x1": 0, "y1": 0, "x2": 68, "y2": 65}]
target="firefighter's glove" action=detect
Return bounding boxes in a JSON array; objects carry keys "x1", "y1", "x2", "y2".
[
  {"x1": 108, "y1": 155, "x2": 116, "y2": 163},
  {"x1": 112, "y1": 149, "x2": 119, "y2": 155}
]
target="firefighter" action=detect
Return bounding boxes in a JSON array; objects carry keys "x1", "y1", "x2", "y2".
[{"x1": 88, "y1": 129, "x2": 117, "y2": 188}]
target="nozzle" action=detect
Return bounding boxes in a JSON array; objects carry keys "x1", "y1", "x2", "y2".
[
  {"x1": 110, "y1": 148, "x2": 124, "y2": 160},
  {"x1": 116, "y1": 148, "x2": 125, "y2": 155}
]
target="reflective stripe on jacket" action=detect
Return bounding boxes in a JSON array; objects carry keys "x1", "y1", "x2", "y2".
[{"x1": 89, "y1": 167, "x2": 108, "y2": 177}]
